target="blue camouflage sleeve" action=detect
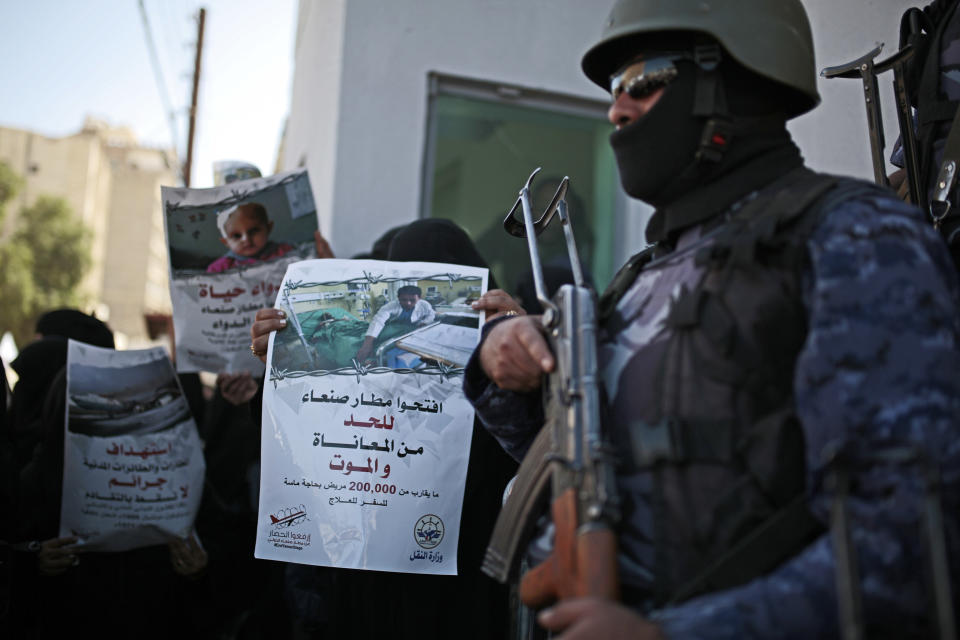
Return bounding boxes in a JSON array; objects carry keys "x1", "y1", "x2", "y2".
[
  {"x1": 653, "y1": 192, "x2": 960, "y2": 638},
  {"x1": 463, "y1": 318, "x2": 544, "y2": 462}
]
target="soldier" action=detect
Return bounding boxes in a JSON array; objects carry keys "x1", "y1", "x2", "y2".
[{"x1": 465, "y1": 0, "x2": 960, "y2": 638}]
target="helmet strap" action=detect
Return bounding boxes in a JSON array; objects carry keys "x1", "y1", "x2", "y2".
[
  {"x1": 691, "y1": 44, "x2": 723, "y2": 115},
  {"x1": 690, "y1": 43, "x2": 732, "y2": 163}
]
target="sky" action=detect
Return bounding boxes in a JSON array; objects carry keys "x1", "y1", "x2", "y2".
[{"x1": 0, "y1": 0, "x2": 296, "y2": 188}]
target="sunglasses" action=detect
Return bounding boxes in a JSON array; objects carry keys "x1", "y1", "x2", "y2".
[{"x1": 609, "y1": 54, "x2": 687, "y2": 102}]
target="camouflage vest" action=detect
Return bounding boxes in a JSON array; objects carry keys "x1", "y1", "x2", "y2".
[{"x1": 598, "y1": 168, "x2": 880, "y2": 604}]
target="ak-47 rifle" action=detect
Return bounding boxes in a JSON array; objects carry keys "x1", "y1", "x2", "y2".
[{"x1": 482, "y1": 168, "x2": 620, "y2": 610}]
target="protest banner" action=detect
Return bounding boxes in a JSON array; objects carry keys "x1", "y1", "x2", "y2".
[
  {"x1": 162, "y1": 168, "x2": 319, "y2": 373},
  {"x1": 59, "y1": 340, "x2": 205, "y2": 551},
  {"x1": 256, "y1": 259, "x2": 487, "y2": 575}
]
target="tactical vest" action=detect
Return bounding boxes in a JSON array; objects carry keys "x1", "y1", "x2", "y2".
[
  {"x1": 598, "y1": 168, "x2": 881, "y2": 605},
  {"x1": 904, "y1": 0, "x2": 960, "y2": 198},
  {"x1": 901, "y1": 0, "x2": 960, "y2": 265}
]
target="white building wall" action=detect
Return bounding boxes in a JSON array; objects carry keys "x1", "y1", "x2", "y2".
[
  {"x1": 286, "y1": 1, "x2": 348, "y2": 240},
  {"x1": 284, "y1": 0, "x2": 923, "y2": 261}
]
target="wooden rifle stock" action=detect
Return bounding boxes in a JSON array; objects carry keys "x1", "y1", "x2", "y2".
[{"x1": 519, "y1": 488, "x2": 620, "y2": 609}]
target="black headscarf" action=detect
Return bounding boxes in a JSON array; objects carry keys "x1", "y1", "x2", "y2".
[
  {"x1": 513, "y1": 263, "x2": 585, "y2": 314},
  {"x1": 35, "y1": 309, "x2": 114, "y2": 349},
  {"x1": 387, "y1": 219, "x2": 498, "y2": 288},
  {"x1": 9, "y1": 336, "x2": 68, "y2": 429},
  {"x1": 8, "y1": 336, "x2": 69, "y2": 469}
]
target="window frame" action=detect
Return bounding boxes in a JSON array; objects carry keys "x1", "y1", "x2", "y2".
[{"x1": 418, "y1": 72, "x2": 633, "y2": 289}]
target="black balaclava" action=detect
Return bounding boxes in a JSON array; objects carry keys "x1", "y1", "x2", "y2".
[
  {"x1": 609, "y1": 61, "x2": 705, "y2": 207},
  {"x1": 609, "y1": 47, "x2": 804, "y2": 243}
]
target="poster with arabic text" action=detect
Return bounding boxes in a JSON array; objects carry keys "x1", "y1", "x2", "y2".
[
  {"x1": 256, "y1": 258, "x2": 487, "y2": 575},
  {"x1": 162, "y1": 168, "x2": 319, "y2": 373},
  {"x1": 59, "y1": 340, "x2": 205, "y2": 551}
]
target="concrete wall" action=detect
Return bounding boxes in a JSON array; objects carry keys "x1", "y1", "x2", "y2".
[
  {"x1": 0, "y1": 122, "x2": 175, "y2": 347},
  {"x1": 102, "y1": 149, "x2": 175, "y2": 341},
  {"x1": 0, "y1": 126, "x2": 111, "y2": 304},
  {"x1": 283, "y1": 0, "x2": 923, "y2": 262}
]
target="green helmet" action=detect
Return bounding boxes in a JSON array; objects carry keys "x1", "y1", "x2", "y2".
[{"x1": 581, "y1": 0, "x2": 820, "y2": 118}]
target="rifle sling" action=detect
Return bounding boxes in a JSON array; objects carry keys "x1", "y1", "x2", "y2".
[
  {"x1": 598, "y1": 246, "x2": 657, "y2": 323},
  {"x1": 482, "y1": 425, "x2": 554, "y2": 584},
  {"x1": 666, "y1": 494, "x2": 824, "y2": 605}
]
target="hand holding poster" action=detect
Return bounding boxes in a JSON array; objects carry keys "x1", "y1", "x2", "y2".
[
  {"x1": 256, "y1": 259, "x2": 487, "y2": 575},
  {"x1": 162, "y1": 169, "x2": 319, "y2": 373},
  {"x1": 59, "y1": 340, "x2": 205, "y2": 551}
]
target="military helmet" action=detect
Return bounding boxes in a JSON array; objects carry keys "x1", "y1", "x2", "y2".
[{"x1": 581, "y1": 0, "x2": 820, "y2": 117}]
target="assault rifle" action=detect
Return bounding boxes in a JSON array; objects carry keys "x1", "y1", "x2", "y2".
[
  {"x1": 821, "y1": 43, "x2": 921, "y2": 207},
  {"x1": 482, "y1": 168, "x2": 620, "y2": 609}
]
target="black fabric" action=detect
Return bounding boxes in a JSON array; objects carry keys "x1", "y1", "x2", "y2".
[
  {"x1": 9, "y1": 337, "x2": 68, "y2": 418},
  {"x1": 8, "y1": 337, "x2": 68, "y2": 467},
  {"x1": 611, "y1": 47, "x2": 803, "y2": 213},
  {"x1": 10, "y1": 368, "x2": 218, "y2": 639},
  {"x1": 339, "y1": 418, "x2": 517, "y2": 640},
  {"x1": 610, "y1": 64, "x2": 706, "y2": 206},
  {"x1": 17, "y1": 367, "x2": 68, "y2": 541},
  {"x1": 388, "y1": 218, "x2": 500, "y2": 289},
  {"x1": 29, "y1": 545, "x2": 214, "y2": 640},
  {"x1": 666, "y1": 495, "x2": 822, "y2": 605},
  {"x1": 643, "y1": 124, "x2": 804, "y2": 244},
  {"x1": 514, "y1": 264, "x2": 580, "y2": 314},
  {"x1": 11, "y1": 311, "x2": 114, "y2": 468},
  {"x1": 371, "y1": 224, "x2": 407, "y2": 260},
  {"x1": 197, "y1": 385, "x2": 292, "y2": 639},
  {"x1": 0, "y1": 360, "x2": 14, "y2": 637},
  {"x1": 598, "y1": 246, "x2": 662, "y2": 322},
  {"x1": 0, "y1": 362, "x2": 10, "y2": 541},
  {"x1": 34, "y1": 308, "x2": 114, "y2": 349},
  {"x1": 177, "y1": 372, "x2": 205, "y2": 427}
]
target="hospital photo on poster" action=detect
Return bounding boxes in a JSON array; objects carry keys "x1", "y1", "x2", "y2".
[
  {"x1": 256, "y1": 259, "x2": 487, "y2": 575},
  {"x1": 271, "y1": 260, "x2": 484, "y2": 374}
]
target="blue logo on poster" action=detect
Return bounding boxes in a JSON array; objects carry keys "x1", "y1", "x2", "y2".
[{"x1": 414, "y1": 514, "x2": 444, "y2": 549}]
